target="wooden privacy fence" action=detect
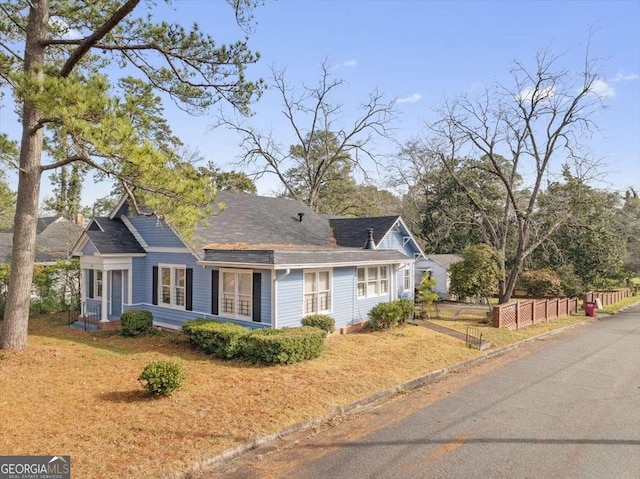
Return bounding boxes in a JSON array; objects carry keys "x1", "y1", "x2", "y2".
[
  {"x1": 492, "y1": 298, "x2": 579, "y2": 330},
  {"x1": 583, "y1": 290, "x2": 631, "y2": 307}
]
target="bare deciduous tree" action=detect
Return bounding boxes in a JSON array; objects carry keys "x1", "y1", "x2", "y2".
[
  {"x1": 426, "y1": 49, "x2": 606, "y2": 303},
  {"x1": 219, "y1": 60, "x2": 396, "y2": 211}
]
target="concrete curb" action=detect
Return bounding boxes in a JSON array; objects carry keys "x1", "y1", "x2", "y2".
[{"x1": 168, "y1": 319, "x2": 590, "y2": 478}]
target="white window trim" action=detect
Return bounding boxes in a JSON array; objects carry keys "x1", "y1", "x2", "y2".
[
  {"x1": 158, "y1": 263, "x2": 187, "y2": 310},
  {"x1": 403, "y1": 268, "x2": 411, "y2": 292},
  {"x1": 220, "y1": 268, "x2": 253, "y2": 321},
  {"x1": 357, "y1": 265, "x2": 390, "y2": 299},
  {"x1": 303, "y1": 269, "x2": 333, "y2": 316}
]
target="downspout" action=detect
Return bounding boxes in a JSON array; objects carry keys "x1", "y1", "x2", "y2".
[{"x1": 272, "y1": 268, "x2": 290, "y2": 329}]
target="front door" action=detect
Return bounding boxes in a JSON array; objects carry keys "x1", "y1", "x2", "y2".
[{"x1": 111, "y1": 271, "x2": 122, "y2": 317}]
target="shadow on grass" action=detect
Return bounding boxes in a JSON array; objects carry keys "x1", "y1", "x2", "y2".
[
  {"x1": 99, "y1": 389, "x2": 153, "y2": 403},
  {"x1": 25, "y1": 313, "x2": 212, "y2": 361}
]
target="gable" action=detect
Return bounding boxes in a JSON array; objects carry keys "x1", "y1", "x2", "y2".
[{"x1": 329, "y1": 216, "x2": 399, "y2": 248}]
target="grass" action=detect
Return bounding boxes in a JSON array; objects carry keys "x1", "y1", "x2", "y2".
[
  {"x1": 1, "y1": 313, "x2": 481, "y2": 479},
  {"x1": 4, "y1": 299, "x2": 635, "y2": 479},
  {"x1": 599, "y1": 294, "x2": 640, "y2": 314}
]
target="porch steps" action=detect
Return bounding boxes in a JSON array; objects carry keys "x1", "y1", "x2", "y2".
[{"x1": 69, "y1": 320, "x2": 99, "y2": 331}]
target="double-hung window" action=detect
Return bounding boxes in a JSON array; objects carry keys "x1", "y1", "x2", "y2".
[
  {"x1": 304, "y1": 270, "x2": 331, "y2": 315},
  {"x1": 221, "y1": 269, "x2": 252, "y2": 319},
  {"x1": 403, "y1": 269, "x2": 411, "y2": 292},
  {"x1": 357, "y1": 266, "x2": 389, "y2": 298},
  {"x1": 159, "y1": 265, "x2": 186, "y2": 308}
]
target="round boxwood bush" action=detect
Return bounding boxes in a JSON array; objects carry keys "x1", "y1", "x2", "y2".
[
  {"x1": 121, "y1": 309, "x2": 153, "y2": 336},
  {"x1": 396, "y1": 298, "x2": 415, "y2": 323},
  {"x1": 301, "y1": 314, "x2": 336, "y2": 333},
  {"x1": 138, "y1": 360, "x2": 186, "y2": 397},
  {"x1": 368, "y1": 301, "x2": 402, "y2": 330}
]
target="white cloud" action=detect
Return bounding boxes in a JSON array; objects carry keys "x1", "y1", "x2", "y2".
[
  {"x1": 340, "y1": 59, "x2": 358, "y2": 68},
  {"x1": 610, "y1": 72, "x2": 640, "y2": 83},
  {"x1": 397, "y1": 93, "x2": 422, "y2": 104},
  {"x1": 517, "y1": 86, "x2": 555, "y2": 103},
  {"x1": 591, "y1": 79, "x2": 616, "y2": 98}
]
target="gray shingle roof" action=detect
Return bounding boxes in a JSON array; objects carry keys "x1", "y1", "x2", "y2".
[
  {"x1": 203, "y1": 248, "x2": 409, "y2": 266},
  {"x1": 329, "y1": 216, "x2": 400, "y2": 248},
  {"x1": 0, "y1": 217, "x2": 83, "y2": 263},
  {"x1": 191, "y1": 191, "x2": 334, "y2": 252},
  {"x1": 426, "y1": 254, "x2": 463, "y2": 266},
  {"x1": 85, "y1": 217, "x2": 145, "y2": 254}
]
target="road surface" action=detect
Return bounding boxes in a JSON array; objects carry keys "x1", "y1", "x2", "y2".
[{"x1": 210, "y1": 307, "x2": 640, "y2": 479}]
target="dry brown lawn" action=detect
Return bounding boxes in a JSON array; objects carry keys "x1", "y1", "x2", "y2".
[{"x1": 1, "y1": 314, "x2": 485, "y2": 479}]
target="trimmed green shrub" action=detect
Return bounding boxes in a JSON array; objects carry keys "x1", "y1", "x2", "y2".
[
  {"x1": 519, "y1": 269, "x2": 563, "y2": 298},
  {"x1": 243, "y1": 327, "x2": 326, "y2": 365},
  {"x1": 396, "y1": 298, "x2": 415, "y2": 323},
  {"x1": 138, "y1": 360, "x2": 186, "y2": 397},
  {"x1": 182, "y1": 319, "x2": 250, "y2": 359},
  {"x1": 120, "y1": 310, "x2": 153, "y2": 336},
  {"x1": 301, "y1": 314, "x2": 336, "y2": 333},
  {"x1": 368, "y1": 301, "x2": 402, "y2": 330}
]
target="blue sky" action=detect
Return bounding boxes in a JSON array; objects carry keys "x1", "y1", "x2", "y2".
[{"x1": 2, "y1": 0, "x2": 639, "y2": 206}]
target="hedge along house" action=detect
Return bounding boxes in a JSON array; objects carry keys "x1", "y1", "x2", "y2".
[{"x1": 70, "y1": 192, "x2": 424, "y2": 330}]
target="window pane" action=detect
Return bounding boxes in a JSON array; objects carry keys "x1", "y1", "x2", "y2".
[
  {"x1": 223, "y1": 294, "x2": 235, "y2": 314},
  {"x1": 223, "y1": 272, "x2": 236, "y2": 293},
  {"x1": 367, "y1": 281, "x2": 378, "y2": 296},
  {"x1": 318, "y1": 271, "x2": 330, "y2": 291},
  {"x1": 304, "y1": 273, "x2": 316, "y2": 293},
  {"x1": 174, "y1": 286, "x2": 184, "y2": 306},
  {"x1": 162, "y1": 286, "x2": 171, "y2": 304},
  {"x1": 318, "y1": 292, "x2": 330, "y2": 311},
  {"x1": 161, "y1": 267, "x2": 171, "y2": 286},
  {"x1": 357, "y1": 268, "x2": 365, "y2": 281},
  {"x1": 238, "y1": 273, "x2": 252, "y2": 295},
  {"x1": 238, "y1": 295, "x2": 251, "y2": 316},
  {"x1": 380, "y1": 266, "x2": 388, "y2": 278},
  {"x1": 357, "y1": 283, "x2": 366, "y2": 297},
  {"x1": 380, "y1": 280, "x2": 389, "y2": 294},
  {"x1": 175, "y1": 268, "x2": 185, "y2": 287},
  {"x1": 304, "y1": 294, "x2": 316, "y2": 314},
  {"x1": 368, "y1": 267, "x2": 378, "y2": 280}
]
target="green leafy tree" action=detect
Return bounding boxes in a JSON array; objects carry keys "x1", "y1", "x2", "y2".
[
  {"x1": 199, "y1": 161, "x2": 257, "y2": 194},
  {"x1": 416, "y1": 273, "x2": 439, "y2": 317},
  {"x1": 0, "y1": 171, "x2": 16, "y2": 231},
  {"x1": 531, "y1": 172, "x2": 626, "y2": 289},
  {"x1": 0, "y1": 0, "x2": 263, "y2": 350},
  {"x1": 449, "y1": 244, "x2": 501, "y2": 305}
]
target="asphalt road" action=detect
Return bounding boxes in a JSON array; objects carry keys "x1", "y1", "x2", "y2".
[{"x1": 212, "y1": 308, "x2": 640, "y2": 479}]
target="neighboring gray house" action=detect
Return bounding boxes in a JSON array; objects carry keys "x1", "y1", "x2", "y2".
[
  {"x1": 0, "y1": 216, "x2": 83, "y2": 264},
  {"x1": 70, "y1": 192, "x2": 425, "y2": 330},
  {"x1": 415, "y1": 254, "x2": 463, "y2": 300}
]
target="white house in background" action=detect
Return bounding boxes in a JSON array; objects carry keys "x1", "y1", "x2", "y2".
[{"x1": 415, "y1": 254, "x2": 463, "y2": 300}]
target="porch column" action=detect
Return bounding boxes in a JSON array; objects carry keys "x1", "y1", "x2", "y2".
[
  {"x1": 100, "y1": 269, "x2": 108, "y2": 322},
  {"x1": 80, "y1": 269, "x2": 86, "y2": 316}
]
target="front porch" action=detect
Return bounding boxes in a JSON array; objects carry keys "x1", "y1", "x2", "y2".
[{"x1": 79, "y1": 256, "x2": 134, "y2": 324}]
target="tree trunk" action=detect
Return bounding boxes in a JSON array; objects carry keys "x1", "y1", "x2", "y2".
[{"x1": 1, "y1": 0, "x2": 48, "y2": 351}]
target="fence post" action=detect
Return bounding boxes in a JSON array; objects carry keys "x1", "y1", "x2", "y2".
[
  {"x1": 515, "y1": 301, "x2": 521, "y2": 330},
  {"x1": 492, "y1": 306, "x2": 500, "y2": 328}
]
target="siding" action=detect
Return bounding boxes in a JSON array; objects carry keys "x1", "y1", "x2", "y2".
[
  {"x1": 330, "y1": 267, "x2": 357, "y2": 328},
  {"x1": 127, "y1": 252, "x2": 272, "y2": 329},
  {"x1": 354, "y1": 293, "x2": 391, "y2": 323},
  {"x1": 276, "y1": 270, "x2": 303, "y2": 328},
  {"x1": 127, "y1": 216, "x2": 185, "y2": 248}
]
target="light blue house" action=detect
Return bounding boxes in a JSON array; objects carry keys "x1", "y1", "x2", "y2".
[{"x1": 71, "y1": 192, "x2": 424, "y2": 330}]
